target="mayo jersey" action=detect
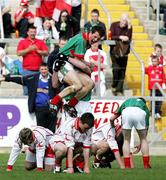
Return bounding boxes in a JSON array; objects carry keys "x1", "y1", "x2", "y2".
[{"x1": 7, "y1": 126, "x2": 53, "y2": 168}]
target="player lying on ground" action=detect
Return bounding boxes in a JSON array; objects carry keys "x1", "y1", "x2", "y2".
[
  {"x1": 49, "y1": 26, "x2": 105, "y2": 117},
  {"x1": 6, "y1": 126, "x2": 55, "y2": 172},
  {"x1": 49, "y1": 112, "x2": 94, "y2": 174}
]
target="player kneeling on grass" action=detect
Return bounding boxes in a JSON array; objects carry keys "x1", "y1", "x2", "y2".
[
  {"x1": 49, "y1": 112, "x2": 94, "y2": 173},
  {"x1": 94, "y1": 124, "x2": 135, "y2": 168},
  {"x1": 110, "y1": 97, "x2": 151, "y2": 169},
  {"x1": 7, "y1": 126, "x2": 55, "y2": 172},
  {"x1": 91, "y1": 122, "x2": 125, "y2": 169},
  {"x1": 49, "y1": 26, "x2": 105, "y2": 117}
]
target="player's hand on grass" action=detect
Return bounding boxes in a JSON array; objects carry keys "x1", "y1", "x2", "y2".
[
  {"x1": 84, "y1": 167, "x2": 90, "y2": 174},
  {"x1": 65, "y1": 167, "x2": 74, "y2": 174}
]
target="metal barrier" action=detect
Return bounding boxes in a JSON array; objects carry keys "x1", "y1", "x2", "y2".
[
  {"x1": 0, "y1": 3, "x2": 4, "y2": 39},
  {"x1": 146, "y1": 0, "x2": 160, "y2": 36}
]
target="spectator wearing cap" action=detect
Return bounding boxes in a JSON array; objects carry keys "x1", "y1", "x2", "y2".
[{"x1": 14, "y1": 0, "x2": 34, "y2": 38}]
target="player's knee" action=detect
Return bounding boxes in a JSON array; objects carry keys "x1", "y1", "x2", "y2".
[
  {"x1": 25, "y1": 164, "x2": 35, "y2": 171},
  {"x1": 85, "y1": 78, "x2": 94, "y2": 90},
  {"x1": 73, "y1": 82, "x2": 82, "y2": 92}
]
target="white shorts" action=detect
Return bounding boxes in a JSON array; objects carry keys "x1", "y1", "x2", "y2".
[
  {"x1": 61, "y1": 100, "x2": 92, "y2": 123},
  {"x1": 58, "y1": 61, "x2": 74, "y2": 82},
  {"x1": 25, "y1": 148, "x2": 36, "y2": 163},
  {"x1": 121, "y1": 107, "x2": 146, "y2": 130}
]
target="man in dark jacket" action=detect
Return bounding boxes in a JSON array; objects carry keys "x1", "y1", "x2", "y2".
[{"x1": 0, "y1": 63, "x2": 57, "y2": 133}]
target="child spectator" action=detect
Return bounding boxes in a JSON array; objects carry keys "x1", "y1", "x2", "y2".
[
  {"x1": 145, "y1": 55, "x2": 166, "y2": 119},
  {"x1": 36, "y1": 18, "x2": 59, "y2": 50},
  {"x1": 148, "y1": 44, "x2": 165, "y2": 66},
  {"x1": 84, "y1": 41, "x2": 107, "y2": 97}
]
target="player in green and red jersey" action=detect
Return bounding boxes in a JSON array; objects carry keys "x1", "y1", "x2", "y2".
[{"x1": 50, "y1": 26, "x2": 105, "y2": 117}]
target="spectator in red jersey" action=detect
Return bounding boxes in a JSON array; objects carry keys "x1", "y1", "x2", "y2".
[
  {"x1": 148, "y1": 43, "x2": 165, "y2": 67},
  {"x1": 17, "y1": 25, "x2": 49, "y2": 95},
  {"x1": 14, "y1": 0, "x2": 34, "y2": 38},
  {"x1": 145, "y1": 55, "x2": 166, "y2": 119}
]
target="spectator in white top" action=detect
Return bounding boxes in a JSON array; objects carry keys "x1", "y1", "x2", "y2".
[{"x1": 84, "y1": 41, "x2": 107, "y2": 97}]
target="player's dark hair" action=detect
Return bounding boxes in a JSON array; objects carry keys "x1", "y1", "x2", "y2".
[
  {"x1": 80, "y1": 112, "x2": 94, "y2": 128},
  {"x1": 40, "y1": 62, "x2": 48, "y2": 67},
  {"x1": 28, "y1": 25, "x2": 37, "y2": 30},
  {"x1": 19, "y1": 128, "x2": 33, "y2": 145},
  {"x1": 91, "y1": 9, "x2": 100, "y2": 16},
  {"x1": 91, "y1": 26, "x2": 105, "y2": 39},
  {"x1": 155, "y1": 43, "x2": 162, "y2": 49}
]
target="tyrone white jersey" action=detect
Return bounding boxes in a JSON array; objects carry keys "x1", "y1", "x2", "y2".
[
  {"x1": 64, "y1": 118, "x2": 92, "y2": 149},
  {"x1": 92, "y1": 123, "x2": 118, "y2": 150},
  {"x1": 55, "y1": 101, "x2": 92, "y2": 138},
  {"x1": 7, "y1": 126, "x2": 53, "y2": 168}
]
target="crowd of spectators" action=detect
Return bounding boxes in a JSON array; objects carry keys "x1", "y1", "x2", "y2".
[{"x1": 0, "y1": 0, "x2": 165, "y2": 116}]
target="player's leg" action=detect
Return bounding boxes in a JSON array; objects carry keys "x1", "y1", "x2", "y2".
[
  {"x1": 50, "y1": 66, "x2": 82, "y2": 112},
  {"x1": 122, "y1": 129, "x2": 131, "y2": 168},
  {"x1": 91, "y1": 140, "x2": 109, "y2": 168},
  {"x1": 64, "y1": 72, "x2": 94, "y2": 115},
  {"x1": 25, "y1": 148, "x2": 36, "y2": 170},
  {"x1": 63, "y1": 72, "x2": 94, "y2": 117},
  {"x1": 72, "y1": 72, "x2": 94, "y2": 100},
  {"x1": 133, "y1": 107, "x2": 151, "y2": 169},
  {"x1": 53, "y1": 142, "x2": 67, "y2": 172},
  {"x1": 44, "y1": 145, "x2": 55, "y2": 171},
  {"x1": 137, "y1": 129, "x2": 151, "y2": 169}
]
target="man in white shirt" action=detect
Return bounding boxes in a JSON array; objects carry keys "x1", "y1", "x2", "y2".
[{"x1": 6, "y1": 126, "x2": 54, "y2": 172}]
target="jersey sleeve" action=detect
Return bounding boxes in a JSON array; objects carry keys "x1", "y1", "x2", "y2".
[
  {"x1": 64, "y1": 124, "x2": 75, "y2": 149},
  {"x1": 34, "y1": 131, "x2": 46, "y2": 168},
  {"x1": 102, "y1": 125, "x2": 118, "y2": 150},
  {"x1": 83, "y1": 129, "x2": 92, "y2": 149},
  {"x1": 7, "y1": 135, "x2": 22, "y2": 166}
]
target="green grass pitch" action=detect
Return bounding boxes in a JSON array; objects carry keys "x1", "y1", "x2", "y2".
[{"x1": 0, "y1": 154, "x2": 166, "y2": 180}]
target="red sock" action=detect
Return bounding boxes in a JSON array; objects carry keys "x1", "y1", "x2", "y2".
[
  {"x1": 124, "y1": 157, "x2": 131, "y2": 168},
  {"x1": 51, "y1": 95, "x2": 62, "y2": 105},
  {"x1": 143, "y1": 156, "x2": 151, "y2": 169},
  {"x1": 94, "y1": 155, "x2": 100, "y2": 163},
  {"x1": 73, "y1": 156, "x2": 84, "y2": 169},
  {"x1": 68, "y1": 97, "x2": 78, "y2": 107},
  {"x1": 66, "y1": 159, "x2": 68, "y2": 168},
  {"x1": 55, "y1": 159, "x2": 62, "y2": 167}
]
